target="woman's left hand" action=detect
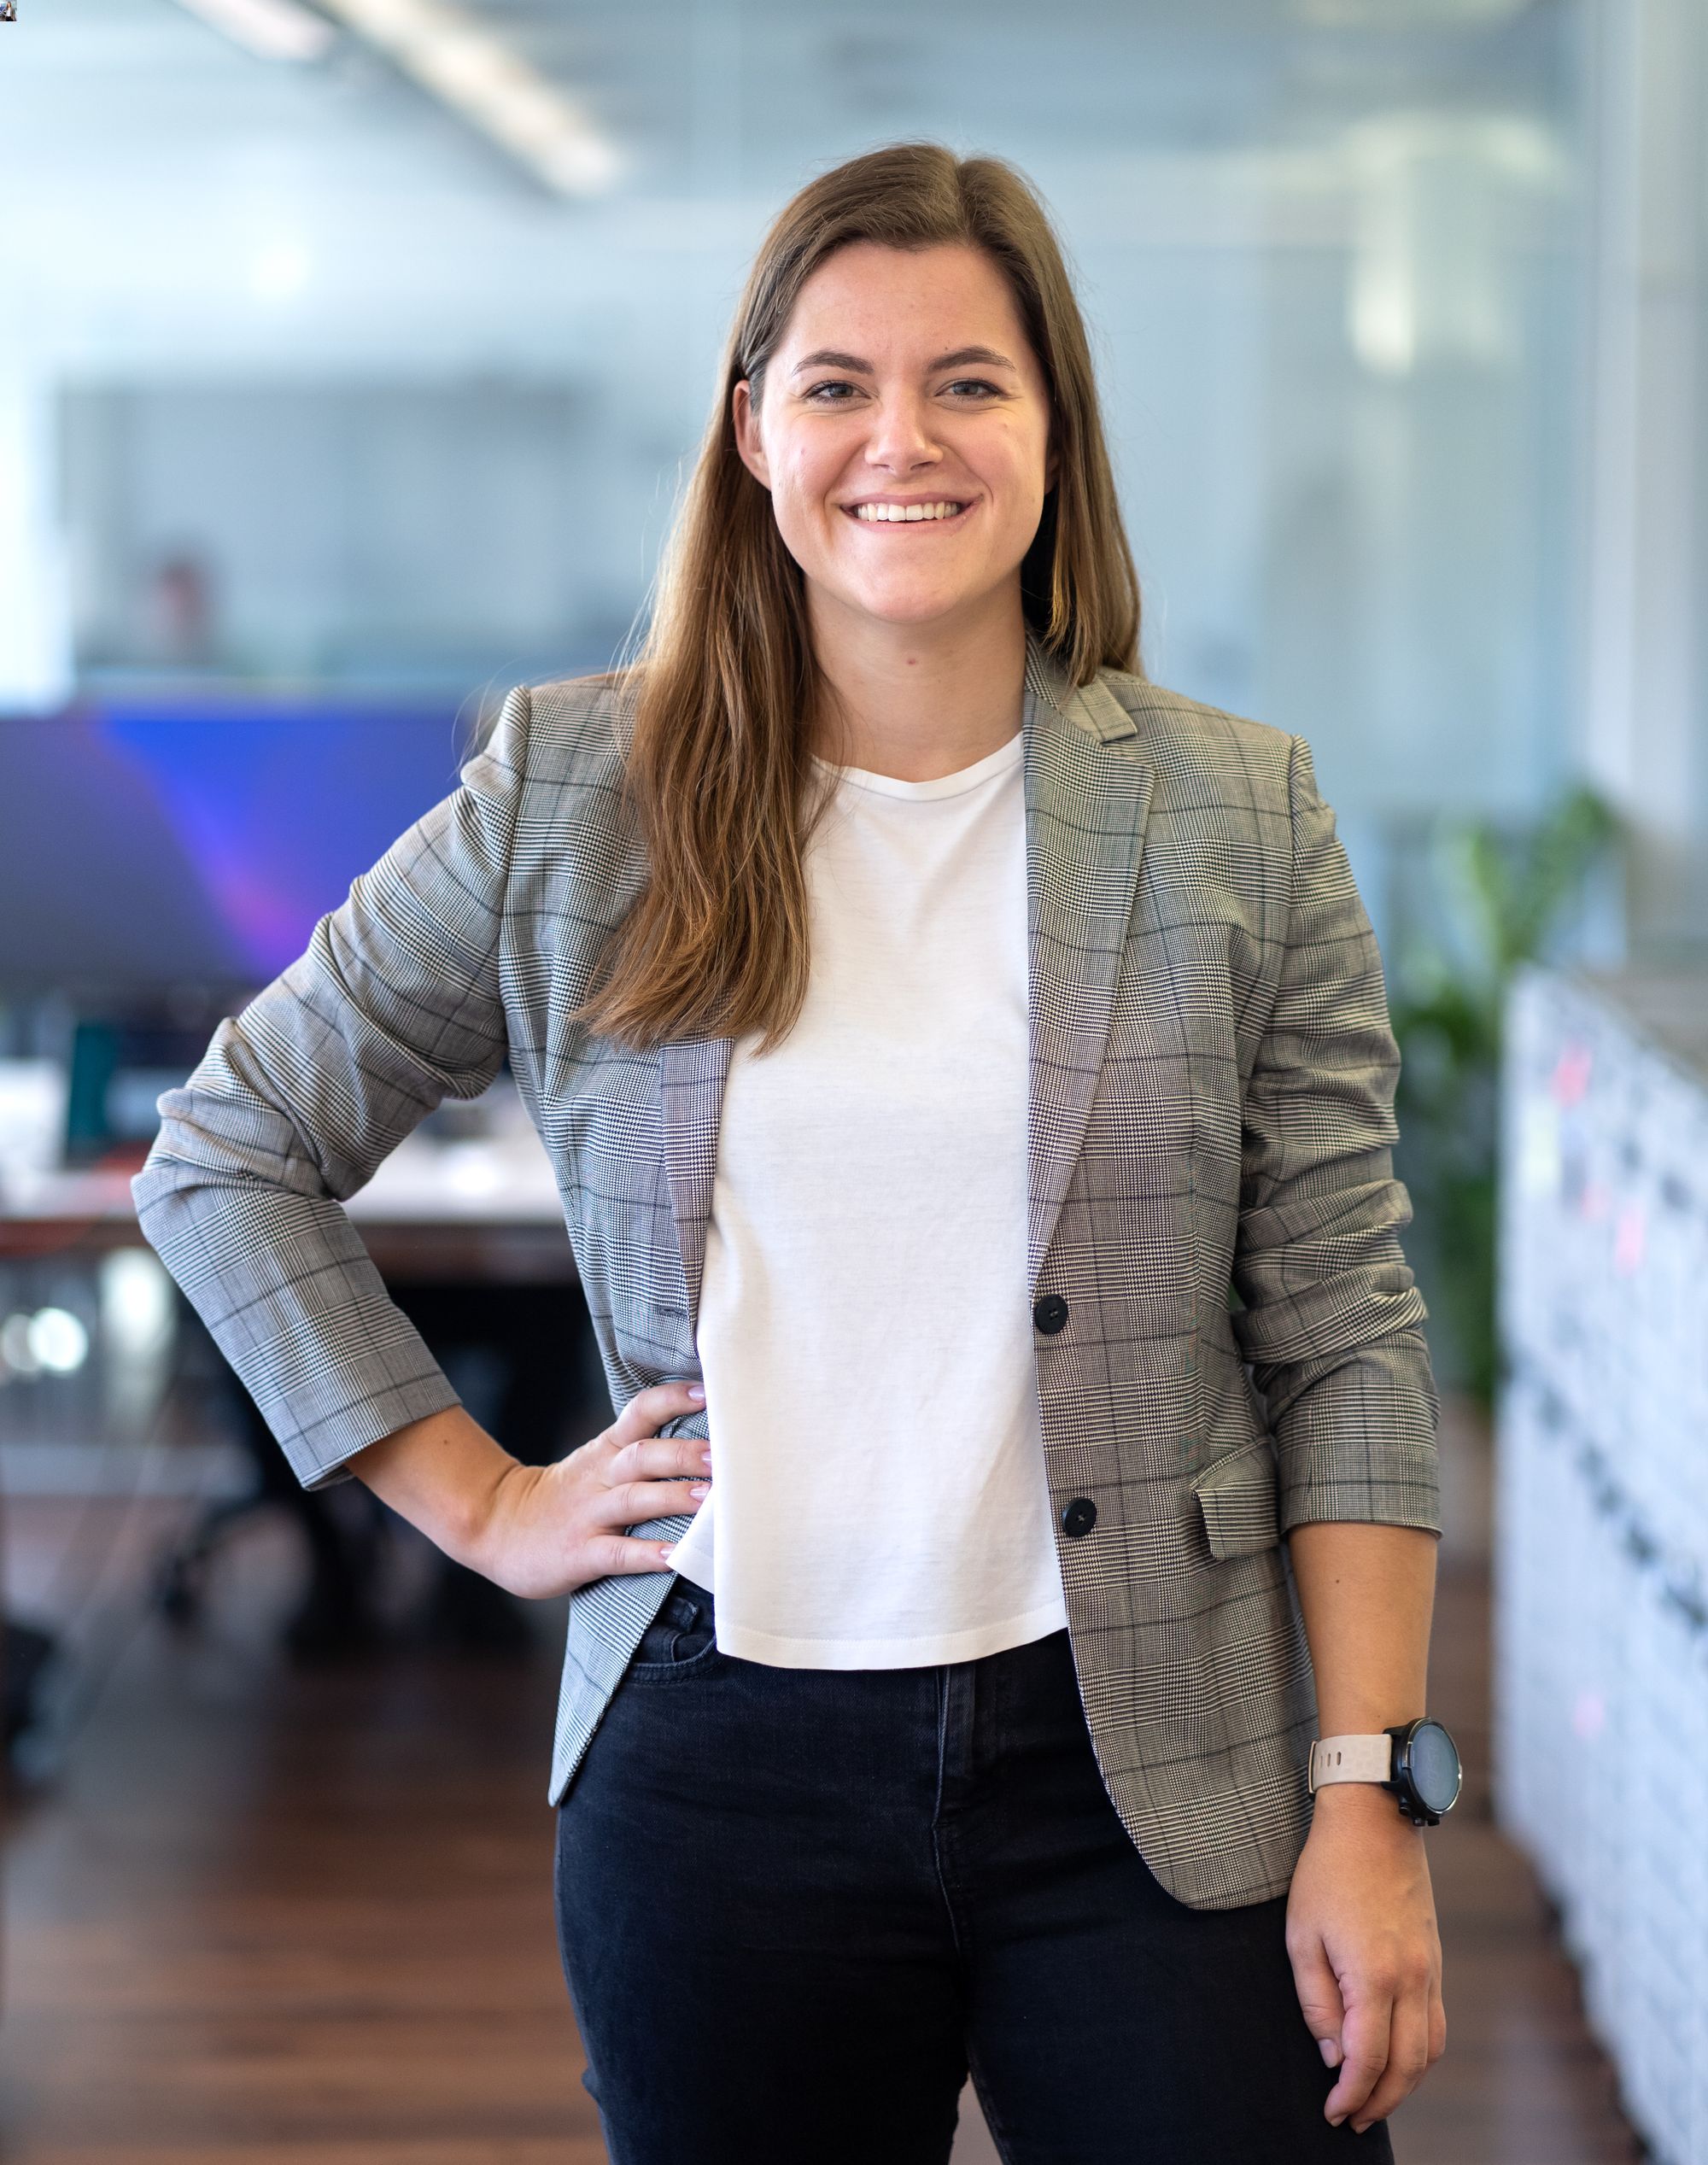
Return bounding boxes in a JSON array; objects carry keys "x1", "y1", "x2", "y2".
[{"x1": 1284, "y1": 1783, "x2": 1447, "y2": 2133}]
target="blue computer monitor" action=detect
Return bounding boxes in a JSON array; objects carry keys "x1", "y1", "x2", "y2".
[{"x1": 0, "y1": 698, "x2": 483, "y2": 995}]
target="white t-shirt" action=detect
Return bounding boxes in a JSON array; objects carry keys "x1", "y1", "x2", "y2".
[{"x1": 666, "y1": 727, "x2": 1069, "y2": 1667}]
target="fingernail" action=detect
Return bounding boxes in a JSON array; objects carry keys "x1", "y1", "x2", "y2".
[
  {"x1": 687, "y1": 1384, "x2": 705, "y2": 1401},
  {"x1": 689, "y1": 1483, "x2": 709, "y2": 1498},
  {"x1": 659, "y1": 1544, "x2": 676, "y2": 1561},
  {"x1": 1319, "y1": 2039, "x2": 1342, "y2": 2068},
  {"x1": 701, "y1": 1449, "x2": 713, "y2": 1466},
  {"x1": 1326, "y1": 2113, "x2": 1345, "y2": 2127}
]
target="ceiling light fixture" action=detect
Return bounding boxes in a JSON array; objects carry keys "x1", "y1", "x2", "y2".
[
  {"x1": 1295, "y1": 0, "x2": 1529, "y2": 23},
  {"x1": 173, "y1": 0, "x2": 337, "y2": 63},
  {"x1": 315, "y1": 0, "x2": 620, "y2": 197}
]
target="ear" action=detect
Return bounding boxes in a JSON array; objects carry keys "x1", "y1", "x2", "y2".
[{"x1": 732, "y1": 380, "x2": 771, "y2": 489}]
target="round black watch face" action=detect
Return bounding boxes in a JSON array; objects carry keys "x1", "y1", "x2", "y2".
[{"x1": 1407, "y1": 1721, "x2": 1462, "y2": 1815}]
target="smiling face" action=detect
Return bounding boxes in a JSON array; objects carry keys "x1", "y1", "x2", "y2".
[{"x1": 733, "y1": 241, "x2": 1056, "y2": 645}]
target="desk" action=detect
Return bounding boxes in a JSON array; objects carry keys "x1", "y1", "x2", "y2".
[
  {"x1": 0, "y1": 1134, "x2": 579, "y2": 1282},
  {"x1": 0, "y1": 1132, "x2": 589, "y2": 1512},
  {"x1": 0, "y1": 1134, "x2": 592, "y2": 1684}
]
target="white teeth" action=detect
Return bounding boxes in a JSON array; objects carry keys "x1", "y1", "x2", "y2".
[{"x1": 852, "y1": 500, "x2": 965, "y2": 522}]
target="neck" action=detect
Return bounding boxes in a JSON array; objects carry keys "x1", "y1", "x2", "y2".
[{"x1": 807, "y1": 585, "x2": 1028, "y2": 783}]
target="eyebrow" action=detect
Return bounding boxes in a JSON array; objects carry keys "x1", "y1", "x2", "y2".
[{"x1": 788, "y1": 345, "x2": 1019, "y2": 376}]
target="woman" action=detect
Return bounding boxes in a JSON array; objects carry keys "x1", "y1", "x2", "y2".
[{"x1": 136, "y1": 143, "x2": 1449, "y2": 2164}]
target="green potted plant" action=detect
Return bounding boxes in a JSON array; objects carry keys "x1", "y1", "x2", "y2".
[{"x1": 1389, "y1": 787, "x2": 1617, "y2": 1406}]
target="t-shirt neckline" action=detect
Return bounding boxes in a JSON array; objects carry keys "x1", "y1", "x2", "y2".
[{"x1": 816, "y1": 728, "x2": 1024, "y2": 803}]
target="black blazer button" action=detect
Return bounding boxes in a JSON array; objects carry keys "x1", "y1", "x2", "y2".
[
  {"x1": 1033, "y1": 1293, "x2": 1069, "y2": 1335},
  {"x1": 1061, "y1": 1497, "x2": 1097, "y2": 1539}
]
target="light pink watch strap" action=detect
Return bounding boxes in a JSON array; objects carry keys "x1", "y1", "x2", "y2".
[{"x1": 1308, "y1": 1733, "x2": 1394, "y2": 1793}]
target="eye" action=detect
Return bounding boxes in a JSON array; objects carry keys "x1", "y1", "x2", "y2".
[
  {"x1": 802, "y1": 379, "x2": 862, "y2": 402},
  {"x1": 943, "y1": 378, "x2": 1003, "y2": 399}
]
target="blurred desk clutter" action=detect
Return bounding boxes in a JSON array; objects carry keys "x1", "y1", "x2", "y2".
[
  {"x1": 1499, "y1": 965, "x2": 1708, "y2": 2165},
  {"x1": 3, "y1": 1035, "x2": 594, "y2": 1780},
  {"x1": 0, "y1": 1074, "x2": 567, "y2": 1239}
]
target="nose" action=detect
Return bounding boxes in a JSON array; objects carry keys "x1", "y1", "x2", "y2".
[{"x1": 861, "y1": 388, "x2": 942, "y2": 477}]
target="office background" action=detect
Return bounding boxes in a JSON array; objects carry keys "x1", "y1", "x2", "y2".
[{"x1": 2, "y1": 1, "x2": 1705, "y2": 2159}]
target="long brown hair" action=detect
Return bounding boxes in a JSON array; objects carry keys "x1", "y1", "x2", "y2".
[{"x1": 578, "y1": 141, "x2": 1141, "y2": 1053}]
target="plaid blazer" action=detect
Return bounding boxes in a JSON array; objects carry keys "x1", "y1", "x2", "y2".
[{"x1": 134, "y1": 632, "x2": 1439, "y2": 1911}]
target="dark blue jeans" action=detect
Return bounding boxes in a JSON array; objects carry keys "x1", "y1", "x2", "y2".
[{"x1": 554, "y1": 1578, "x2": 1393, "y2": 2165}]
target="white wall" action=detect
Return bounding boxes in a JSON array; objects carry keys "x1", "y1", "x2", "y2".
[
  {"x1": 1577, "y1": 0, "x2": 1708, "y2": 951},
  {"x1": 0, "y1": 377, "x2": 74, "y2": 712}
]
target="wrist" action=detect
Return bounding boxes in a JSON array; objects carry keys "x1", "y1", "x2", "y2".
[
  {"x1": 1307, "y1": 1783, "x2": 1426, "y2": 1857},
  {"x1": 1308, "y1": 1779, "x2": 1417, "y2": 1823},
  {"x1": 456, "y1": 1453, "x2": 527, "y2": 1577},
  {"x1": 352, "y1": 1407, "x2": 522, "y2": 1575}
]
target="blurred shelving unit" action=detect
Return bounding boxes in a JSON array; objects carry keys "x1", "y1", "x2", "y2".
[{"x1": 1498, "y1": 967, "x2": 1708, "y2": 2165}]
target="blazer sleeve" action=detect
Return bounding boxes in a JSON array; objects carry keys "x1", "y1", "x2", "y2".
[
  {"x1": 1230, "y1": 734, "x2": 1442, "y2": 1537},
  {"x1": 131, "y1": 687, "x2": 531, "y2": 1490}
]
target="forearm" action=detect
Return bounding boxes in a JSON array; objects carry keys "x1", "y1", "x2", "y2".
[
  {"x1": 1284, "y1": 1519, "x2": 1446, "y2": 2132},
  {"x1": 1288, "y1": 1520, "x2": 1437, "y2": 1735},
  {"x1": 346, "y1": 1403, "x2": 523, "y2": 1574}
]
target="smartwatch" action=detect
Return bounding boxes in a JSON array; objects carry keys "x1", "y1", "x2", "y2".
[{"x1": 1308, "y1": 1717, "x2": 1463, "y2": 1828}]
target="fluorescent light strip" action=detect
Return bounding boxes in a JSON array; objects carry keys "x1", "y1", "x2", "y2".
[
  {"x1": 174, "y1": 0, "x2": 337, "y2": 62},
  {"x1": 316, "y1": 0, "x2": 619, "y2": 196}
]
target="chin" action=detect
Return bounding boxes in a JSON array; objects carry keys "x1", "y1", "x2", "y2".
[
  {"x1": 828, "y1": 576, "x2": 991, "y2": 630},
  {"x1": 853, "y1": 597, "x2": 965, "y2": 629}
]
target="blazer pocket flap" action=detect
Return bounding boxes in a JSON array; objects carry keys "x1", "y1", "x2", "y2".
[{"x1": 1192, "y1": 1439, "x2": 1282, "y2": 1560}]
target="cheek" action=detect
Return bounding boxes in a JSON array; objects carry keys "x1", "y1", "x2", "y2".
[
  {"x1": 796, "y1": 436, "x2": 847, "y2": 495},
  {"x1": 774, "y1": 445, "x2": 843, "y2": 548},
  {"x1": 999, "y1": 417, "x2": 1050, "y2": 493},
  {"x1": 961, "y1": 419, "x2": 1046, "y2": 512}
]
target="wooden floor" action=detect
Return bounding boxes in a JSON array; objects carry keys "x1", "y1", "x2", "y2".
[{"x1": 1, "y1": 1494, "x2": 1641, "y2": 2164}]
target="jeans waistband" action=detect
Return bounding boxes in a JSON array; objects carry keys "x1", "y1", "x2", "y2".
[{"x1": 670, "y1": 1569, "x2": 715, "y2": 1622}]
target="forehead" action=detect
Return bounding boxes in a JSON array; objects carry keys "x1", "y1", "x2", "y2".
[{"x1": 778, "y1": 242, "x2": 1034, "y2": 363}]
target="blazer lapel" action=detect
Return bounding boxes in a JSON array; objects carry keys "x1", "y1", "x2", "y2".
[{"x1": 1023, "y1": 641, "x2": 1155, "y2": 1296}]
